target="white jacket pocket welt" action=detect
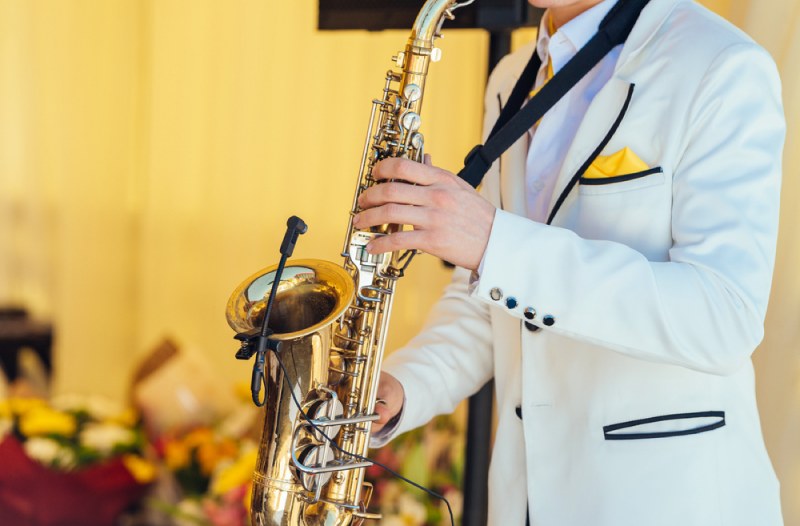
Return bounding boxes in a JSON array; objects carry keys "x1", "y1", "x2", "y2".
[{"x1": 603, "y1": 410, "x2": 726, "y2": 440}]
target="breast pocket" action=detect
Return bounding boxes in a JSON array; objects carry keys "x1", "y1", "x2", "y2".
[
  {"x1": 578, "y1": 166, "x2": 665, "y2": 195},
  {"x1": 567, "y1": 165, "x2": 671, "y2": 258}
]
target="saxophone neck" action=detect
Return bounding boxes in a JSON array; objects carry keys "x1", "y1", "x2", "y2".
[{"x1": 410, "y1": 0, "x2": 463, "y2": 48}]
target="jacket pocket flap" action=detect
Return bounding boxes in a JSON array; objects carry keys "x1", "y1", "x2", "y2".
[{"x1": 603, "y1": 411, "x2": 725, "y2": 440}]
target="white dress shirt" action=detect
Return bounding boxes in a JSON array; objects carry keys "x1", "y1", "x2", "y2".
[{"x1": 525, "y1": 0, "x2": 620, "y2": 222}]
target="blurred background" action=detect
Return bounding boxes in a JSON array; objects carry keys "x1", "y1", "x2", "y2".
[{"x1": 0, "y1": 0, "x2": 798, "y2": 524}]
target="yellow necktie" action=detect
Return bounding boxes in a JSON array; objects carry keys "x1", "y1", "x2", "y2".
[{"x1": 529, "y1": 15, "x2": 557, "y2": 99}]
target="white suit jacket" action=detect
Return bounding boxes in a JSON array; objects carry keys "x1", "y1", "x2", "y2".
[{"x1": 381, "y1": 0, "x2": 785, "y2": 525}]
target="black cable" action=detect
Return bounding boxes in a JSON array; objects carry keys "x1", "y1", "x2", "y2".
[{"x1": 271, "y1": 348, "x2": 456, "y2": 526}]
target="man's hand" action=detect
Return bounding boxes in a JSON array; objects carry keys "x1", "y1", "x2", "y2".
[
  {"x1": 353, "y1": 157, "x2": 496, "y2": 271},
  {"x1": 372, "y1": 372, "x2": 404, "y2": 435}
]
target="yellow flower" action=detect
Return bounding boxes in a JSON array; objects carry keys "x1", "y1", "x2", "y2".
[
  {"x1": 243, "y1": 479, "x2": 253, "y2": 511},
  {"x1": 197, "y1": 436, "x2": 237, "y2": 476},
  {"x1": 121, "y1": 454, "x2": 158, "y2": 484},
  {"x1": 19, "y1": 406, "x2": 77, "y2": 437},
  {"x1": 1, "y1": 397, "x2": 46, "y2": 418},
  {"x1": 210, "y1": 448, "x2": 258, "y2": 496},
  {"x1": 164, "y1": 439, "x2": 190, "y2": 470},
  {"x1": 109, "y1": 408, "x2": 139, "y2": 428},
  {"x1": 183, "y1": 427, "x2": 214, "y2": 448}
]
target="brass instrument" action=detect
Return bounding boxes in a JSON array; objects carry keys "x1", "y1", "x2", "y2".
[{"x1": 225, "y1": 2, "x2": 472, "y2": 524}]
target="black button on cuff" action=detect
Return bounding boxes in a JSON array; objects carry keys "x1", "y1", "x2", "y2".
[
  {"x1": 524, "y1": 321, "x2": 540, "y2": 332},
  {"x1": 543, "y1": 315, "x2": 555, "y2": 326},
  {"x1": 524, "y1": 307, "x2": 536, "y2": 320},
  {"x1": 505, "y1": 297, "x2": 518, "y2": 309}
]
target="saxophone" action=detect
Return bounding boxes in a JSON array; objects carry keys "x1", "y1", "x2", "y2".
[{"x1": 225, "y1": 2, "x2": 472, "y2": 524}]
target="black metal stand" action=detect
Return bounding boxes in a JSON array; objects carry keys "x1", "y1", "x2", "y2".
[
  {"x1": 461, "y1": 30, "x2": 512, "y2": 526},
  {"x1": 234, "y1": 216, "x2": 307, "y2": 407}
]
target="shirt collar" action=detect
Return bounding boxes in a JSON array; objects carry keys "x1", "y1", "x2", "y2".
[{"x1": 537, "y1": 0, "x2": 619, "y2": 73}]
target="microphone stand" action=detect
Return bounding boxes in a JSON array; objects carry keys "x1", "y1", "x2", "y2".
[{"x1": 235, "y1": 215, "x2": 308, "y2": 407}]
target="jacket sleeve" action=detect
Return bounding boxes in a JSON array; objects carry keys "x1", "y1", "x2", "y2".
[
  {"x1": 473, "y1": 43, "x2": 785, "y2": 375},
  {"x1": 379, "y1": 267, "x2": 494, "y2": 439}
]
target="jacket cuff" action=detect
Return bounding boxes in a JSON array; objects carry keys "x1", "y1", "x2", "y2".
[{"x1": 470, "y1": 209, "x2": 554, "y2": 330}]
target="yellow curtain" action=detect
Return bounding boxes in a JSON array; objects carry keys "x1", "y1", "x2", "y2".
[
  {"x1": 1, "y1": 0, "x2": 798, "y2": 521},
  {"x1": 0, "y1": 0, "x2": 487, "y2": 397}
]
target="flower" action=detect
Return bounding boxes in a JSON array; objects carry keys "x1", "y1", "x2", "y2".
[
  {"x1": 23, "y1": 437, "x2": 77, "y2": 469},
  {"x1": 242, "y1": 480, "x2": 253, "y2": 512},
  {"x1": 4, "y1": 394, "x2": 150, "y2": 477},
  {"x1": 173, "y1": 498, "x2": 207, "y2": 526},
  {"x1": 0, "y1": 416, "x2": 11, "y2": 438},
  {"x1": 53, "y1": 394, "x2": 141, "y2": 427},
  {"x1": 203, "y1": 484, "x2": 249, "y2": 526},
  {"x1": 164, "y1": 437, "x2": 191, "y2": 470},
  {"x1": 80, "y1": 422, "x2": 137, "y2": 456},
  {"x1": 19, "y1": 405, "x2": 77, "y2": 437},
  {"x1": 210, "y1": 446, "x2": 258, "y2": 496},
  {"x1": 397, "y1": 493, "x2": 428, "y2": 525},
  {"x1": 367, "y1": 411, "x2": 466, "y2": 525},
  {"x1": 1, "y1": 397, "x2": 46, "y2": 417},
  {"x1": 196, "y1": 436, "x2": 238, "y2": 476},
  {"x1": 184, "y1": 427, "x2": 215, "y2": 446},
  {"x1": 159, "y1": 426, "x2": 241, "y2": 497},
  {"x1": 52, "y1": 394, "x2": 124, "y2": 420},
  {"x1": 121, "y1": 454, "x2": 158, "y2": 484}
]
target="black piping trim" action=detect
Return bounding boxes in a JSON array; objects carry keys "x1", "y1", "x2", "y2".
[
  {"x1": 547, "y1": 83, "x2": 636, "y2": 225},
  {"x1": 603, "y1": 410, "x2": 725, "y2": 440},
  {"x1": 497, "y1": 93, "x2": 504, "y2": 209},
  {"x1": 579, "y1": 166, "x2": 663, "y2": 185}
]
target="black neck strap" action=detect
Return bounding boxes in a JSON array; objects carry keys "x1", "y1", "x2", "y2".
[{"x1": 458, "y1": 0, "x2": 650, "y2": 189}]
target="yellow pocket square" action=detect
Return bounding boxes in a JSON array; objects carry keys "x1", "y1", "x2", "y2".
[{"x1": 584, "y1": 147, "x2": 649, "y2": 179}]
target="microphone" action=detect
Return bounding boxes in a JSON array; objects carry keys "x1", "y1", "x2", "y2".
[{"x1": 280, "y1": 216, "x2": 308, "y2": 257}]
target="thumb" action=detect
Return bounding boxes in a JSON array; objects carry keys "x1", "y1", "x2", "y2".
[{"x1": 374, "y1": 399, "x2": 392, "y2": 424}]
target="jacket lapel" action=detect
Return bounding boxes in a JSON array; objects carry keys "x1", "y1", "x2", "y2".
[
  {"x1": 545, "y1": 76, "x2": 634, "y2": 222},
  {"x1": 497, "y1": 72, "x2": 530, "y2": 217},
  {"x1": 545, "y1": 0, "x2": 681, "y2": 222}
]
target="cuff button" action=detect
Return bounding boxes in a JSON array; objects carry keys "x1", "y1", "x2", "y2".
[
  {"x1": 489, "y1": 287, "x2": 503, "y2": 301},
  {"x1": 505, "y1": 297, "x2": 518, "y2": 309},
  {"x1": 543, "y1": 314, "x2": 555, "y2": 326},
  {"x1": 524, "y1": 307, "x2": 536, "y2": 320},
  {"x1": 524, "y1": 321, "x2": 540, "y2": 332}
]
